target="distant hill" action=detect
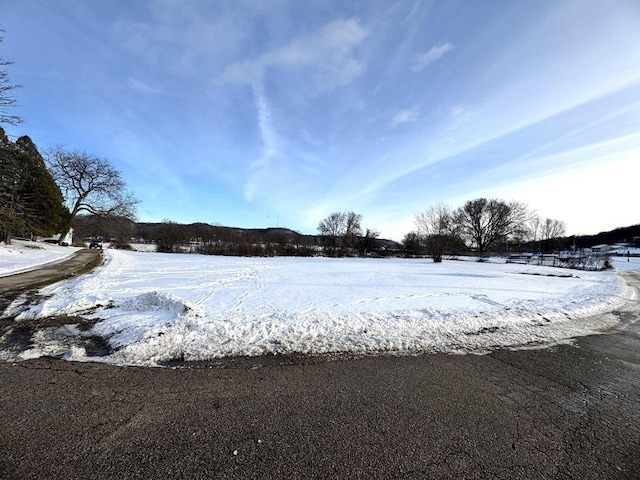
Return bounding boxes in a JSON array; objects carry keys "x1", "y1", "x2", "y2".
[
  {"x1": 569, "y1": 224, "x2": 640, "y2": 248},
  {"x1": 133, "y1": 222, "x2": 402, "y2": 251}
]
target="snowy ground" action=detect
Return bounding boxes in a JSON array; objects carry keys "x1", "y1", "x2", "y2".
[
  {"x1": 0, "y1": 240, "x2": 80, "y2": 277},
  {"x1": 612, "y1": 255, "x2": 640, "y2": 272},
  {"x1": 1, "y1": 248, "x2": 637, "y2": 366},
  {"x1": 130, "y1": 243, "x2": 157, "y2": 252}
]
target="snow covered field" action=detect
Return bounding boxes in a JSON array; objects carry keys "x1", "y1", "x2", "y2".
[
  {"x1": 1, "y1": 248, "x2": 636, "y2": 366},
  {"x1": 0, "y1": 240, "x2": 80, "y2": 277}
]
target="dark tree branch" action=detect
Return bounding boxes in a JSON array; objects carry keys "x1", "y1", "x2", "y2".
[{"x1": 0, "y1": 34, "x2": 22, "y2": 126}]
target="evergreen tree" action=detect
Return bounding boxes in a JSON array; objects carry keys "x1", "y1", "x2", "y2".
[
  {"x1": 15, "y1": 135, "x2": 67, "y2": 237},
  {"x1": 0, "y1": 130, "x2": 22, "y2": 243},
  {"x1": 0, "y1": 127, "x2": 67, "y2": 243}
]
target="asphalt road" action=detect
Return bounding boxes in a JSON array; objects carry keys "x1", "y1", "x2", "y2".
[
  {"x1": 0, "y1": 261, "x2": 639, "y2": 479},
  {"x1": 0, "y1": 248, "x2": 102, "y2": 293}
]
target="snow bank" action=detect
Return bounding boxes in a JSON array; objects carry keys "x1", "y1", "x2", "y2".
[
  {"x1": 0, "y1": 240, "x2": 80, "y2": 277},
  {"x1": 2, "y1": 250, "x2": 635, "y2": 366}
]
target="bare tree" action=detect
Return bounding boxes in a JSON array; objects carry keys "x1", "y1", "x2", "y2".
[
  {"x1": 540, "y1": 217, "x2": 566, "y2": 253},
  {"x1": 453, "y1": 198, "x2": 529, "y2": 257},
  {"x1": 402, "y1": 231, "x2": 423, "y2": 257},
  {"x1": 318, "y1": 211, "x2": 345, "y2": 256},
  {"x1": 415, "y1": 203, "x2": 453, "y2": 262},
  {"x1": 0, "y1": 34, "x2": 22, "y2": 126},
  {"x1": 343, "y1": 211, "x2": 363, "y2": 251},
  {"x1": 527, "y1": 214, "x2": 541, "y2": 244},
  {"x1": 524, "y1": 214, "x2": 566, "y2": 252},
  {"x1": 46, "y1": 147, "x2": 138, "y2": 244},
  {"x1": 541, "y1": 218, "x2": 566, "y2": 241},
  {"x1": 317, "y1": 211, "x2": 363, "y2": 256}
]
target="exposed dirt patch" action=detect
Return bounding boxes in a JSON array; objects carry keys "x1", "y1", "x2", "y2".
[
  {"x1": 519, "y1": 272, "x2": 578, "y2": 278},
  {"x1": 0, "y1": 249, "x2": 108, "y2": 360}
]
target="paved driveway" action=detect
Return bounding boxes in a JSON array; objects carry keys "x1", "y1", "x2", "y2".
[{"x1": 0, "y1": 248, "x2": 102, "y2": 293}]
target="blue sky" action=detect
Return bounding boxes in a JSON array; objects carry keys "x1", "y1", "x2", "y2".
[{"x1": 2, "y1": 0, "x2": 639, "y2": 240}]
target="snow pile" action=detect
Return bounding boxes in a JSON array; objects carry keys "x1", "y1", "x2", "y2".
[
  {"x1": 2, "y1": 250, "x2": 636, "y2": 366},
  {"x1": 0, "y1": 240, "x2": 80, "y2": 277},
  {"x1": 119, "y1": 291, "x2": 202, "y2": 315}
]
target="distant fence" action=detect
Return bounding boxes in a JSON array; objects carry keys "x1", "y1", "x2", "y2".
[{"x1": 506, "y1": 253, "x2": 611, "y2": 271}]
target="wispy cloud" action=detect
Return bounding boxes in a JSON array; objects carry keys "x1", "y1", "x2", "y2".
[
  {"x1": 220, "y1": 17, "x2": 368, "y2": 91},
  {"x1": 228, "y1": 17, "x2": 368, "y2": 202},
  {"x1": 412, "y1": 43, "x2": 454, "y2": 71},
  {"x1": 390, "y1": 109, "x2": 419, "y2": 127},
  {"x1": 448, "y1": 104, "x2": 465, "y2": 117},
  {"x1": 114, "y1": 4, "x2": 246, "y2": 76},
  {"x1": 244, "y1": 75, "x2": 280, "y2": 202},
  {"x1": 353, "y1": 80, "x2": 640, "y2": 214},
  {"x1": 128, "y1": 78, "x2": 164, "y2": 94},
  {"x1": 252, "y1": 77, "x2": 279, "y2": 164}
]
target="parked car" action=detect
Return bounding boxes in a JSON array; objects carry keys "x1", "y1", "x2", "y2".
[{"x1": 89, "y1": 237, "x2": 103, "y2": 249}]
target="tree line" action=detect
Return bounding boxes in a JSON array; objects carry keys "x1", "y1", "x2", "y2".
[
  {"x1": 406, "y1": 199, "x2": 566, "y2": 262},
  {"x1": 317, "y1": 211, "x2": 380, "y2": 257},
  {"x1": 313, "y1": 202, "x2": 566, "y2": 262}
]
